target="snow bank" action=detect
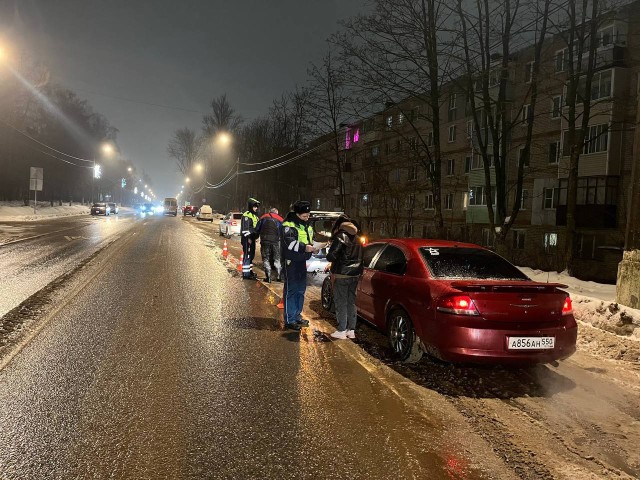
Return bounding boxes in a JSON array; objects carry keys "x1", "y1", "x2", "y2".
[
  {"x1": 518, "y1": 265, "x2": 640, "y2": 340},
  {"x1": 0, "y1": 201, "x2": 89, "y2": 222},
  {"x1": 517, "y1": 266, "x2": 616, "y2": 302}
]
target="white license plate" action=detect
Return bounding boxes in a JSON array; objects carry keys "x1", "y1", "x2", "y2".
[{"x1": 507, "y1": 337, "x2": 555, "y2": 350}]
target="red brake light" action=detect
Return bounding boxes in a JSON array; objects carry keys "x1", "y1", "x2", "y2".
[
  {"x1": 562, "y1": 296, "x2": 573, "y2": 316},
  {"x1": 231, "y1": 221, "x2": 237, "y2": 226},
  {"x1": 437, "y1": 295, "x2": 479, "y2": 316}
]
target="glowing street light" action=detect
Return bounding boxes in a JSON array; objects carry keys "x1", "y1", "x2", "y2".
[
  {"x1": 185, "y1": 177, "x2": 190, "y2": 183},
  {"x1": 195, "y1": 163, "x2": 203, "y2": 172},
  {"x1": 217, "y1": 132, "x2": 231, "y2": 146},
  {"x1": 127, "y1": 167, "x2": 132, "y2": 172},
  {"x1": 101, "y1": 143, "x2": 115, "y2": 156}
]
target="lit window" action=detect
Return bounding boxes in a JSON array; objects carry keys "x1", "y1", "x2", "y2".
[
  {"x1": 386, "y1": 115, "x2": 393, "y2": 129},
  {"x1": 544, "y1": 233, "x2": 558, "y2": 253}
]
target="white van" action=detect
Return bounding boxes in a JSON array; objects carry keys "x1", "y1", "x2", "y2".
[
  {"x1": 198, "y1": 204, "x2": 214, "y2": 222},
  {"x1": 163, "y1": 197, "x2": 178, "y2": 216}
]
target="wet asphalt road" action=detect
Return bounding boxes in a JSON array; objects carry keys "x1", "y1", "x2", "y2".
[
  {"x1": 0, "y1": 215, "x2": 495, "y2": 479},
  {"x1": 0, "y1": 211, "x2": 139, "y2": 317}
]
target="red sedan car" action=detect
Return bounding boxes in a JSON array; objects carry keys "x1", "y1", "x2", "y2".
[{"x1": 321, "y1": 239, "x2": 577, "y2": 365}]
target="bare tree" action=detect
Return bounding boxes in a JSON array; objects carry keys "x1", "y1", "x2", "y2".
[
  {"x1": 308, "y1": 52, "x2": 350, "y2": 210},
  {"x1": 455, "y1": 0, "x2": 551, "y2": 248},
  {"x1": 554, "y1": 0, "x2": 613, "y2": 274},
  {"x1": 202, "y1": 93, "x2": 243, "y2": 137},
  {"x1": 167, "y1": 128, "x2": 203, "y2": 175},
  {"x1": 334, "y1": 0, "x2": 454, "y2": 237}
]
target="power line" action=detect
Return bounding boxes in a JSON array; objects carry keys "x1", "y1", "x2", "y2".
[{"x1": 0, "y1": 119, "x2": 95, "y2": 163}]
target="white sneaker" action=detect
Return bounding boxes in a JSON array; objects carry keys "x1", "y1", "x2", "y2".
[
  {"x1": 346, "y1": 330, "x2": 356, "y2": 339},
  {"x1": 330, "y1": 330, "x2": 347, "y2": 340}
]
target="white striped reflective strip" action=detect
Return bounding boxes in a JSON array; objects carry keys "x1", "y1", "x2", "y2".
[
  {"x1": 288, "y1": 240, "x2": 296, "y2": 250},
  {"x1": 294, "y1": 241, "x2": 300, "y2": 252}
]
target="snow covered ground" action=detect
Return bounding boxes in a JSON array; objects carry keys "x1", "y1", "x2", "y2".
[
  {"x1": 0, "y1": 201, "x2": 89, "y2": 221},
  {"x1": 518, "y1": 266, "x2": 640, "y2": 341}
]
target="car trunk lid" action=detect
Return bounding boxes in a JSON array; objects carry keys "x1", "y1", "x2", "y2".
[{"x1": 449, "y1": 281, "x2": 569, "y2": 323}]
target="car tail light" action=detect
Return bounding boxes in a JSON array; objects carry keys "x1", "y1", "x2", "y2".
[
  {"x1": 437, "y1": 295, "x2": 479, "y2": 316},
  {"x1": 231, "y1": 221, "x2": 237, "y2": 226},
  {"x1": 562, "y1": 296, "x2": 573, "y2": 316}
]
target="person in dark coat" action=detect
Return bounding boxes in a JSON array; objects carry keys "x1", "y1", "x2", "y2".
[
  {"x1": 281, "y1": 201, "x2": 316, "y2": 331},
  {"x1": 255, "y1": 207, "x2": 284, "y2": 283},
  {"x1": 326, "y1": 217, "x2": 363, "y2": 339}
]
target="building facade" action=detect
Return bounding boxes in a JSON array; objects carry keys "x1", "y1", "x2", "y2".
[{"x1": 307, "y1": 3, "x2": 640, "y2": 283}]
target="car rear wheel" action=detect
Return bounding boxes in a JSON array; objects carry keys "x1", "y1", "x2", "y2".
[
  {"x1": 387, "y1": 308, "x2": 423, "y2": 363},
  {"x1": 321, "y1": 276, "x2": 334, "y2": 312}
]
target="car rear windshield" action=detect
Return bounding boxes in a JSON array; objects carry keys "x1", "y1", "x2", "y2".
[
  {"x1": 93, "y1": 203, "x2": 106, "y2": 207},
  {"x1": 232, "y1": 214, "x2": 242, "y2": 219},
  {"x1": 420, "y1": 247, "x2": 528, "y2": 280}
]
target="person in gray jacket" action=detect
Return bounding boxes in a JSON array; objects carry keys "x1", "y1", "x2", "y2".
[{"x1": 326, "y1": 217, "x2": 363, "y2": 339}]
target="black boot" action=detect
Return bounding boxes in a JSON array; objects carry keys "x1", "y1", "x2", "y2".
[{"x1": 264, "y1": 274, "x2": 271, "y2": 283}]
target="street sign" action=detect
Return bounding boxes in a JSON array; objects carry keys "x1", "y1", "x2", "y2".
[
  {"x1": 29, "y1": 167, "x2": 43, "y2": 215},
  {"x1": 121, "y1": 178, "x2": 126, "y2": 188},
  {"x1": 29, "y1": 167, "x2": 43, "y2": 191}
]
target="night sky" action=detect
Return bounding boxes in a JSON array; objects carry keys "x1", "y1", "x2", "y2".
[{"x1": 2, "y1": 0, "x2": 366, "y2": 196}]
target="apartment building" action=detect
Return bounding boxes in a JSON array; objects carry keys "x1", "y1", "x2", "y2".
[{"x1": 307, "y1": 2, "x2": 640, "y2": 282}]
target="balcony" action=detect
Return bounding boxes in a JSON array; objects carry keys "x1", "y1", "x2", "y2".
[{"x1": 555, "y1": 205, "x2": 617, "y2": 228}]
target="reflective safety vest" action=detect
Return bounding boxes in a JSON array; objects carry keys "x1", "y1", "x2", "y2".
[
  {"x1": 282, "y1": 220, "x2": 314, "y2": 245},
  {"x1": 243, "y1": 211, "x2": 258, "y2": 228}
]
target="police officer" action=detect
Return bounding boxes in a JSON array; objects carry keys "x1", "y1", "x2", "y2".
[
  {"x1": 281, "y1": 200, "x2": 316, "y2": 330},
  {"x1": 241, "y1": 198, "x2": 260, "y2": 279}
]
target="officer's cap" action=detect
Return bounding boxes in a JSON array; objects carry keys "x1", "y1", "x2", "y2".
[{"x1": 293, "y1": 200, "x2": 311, "y2": 214}]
